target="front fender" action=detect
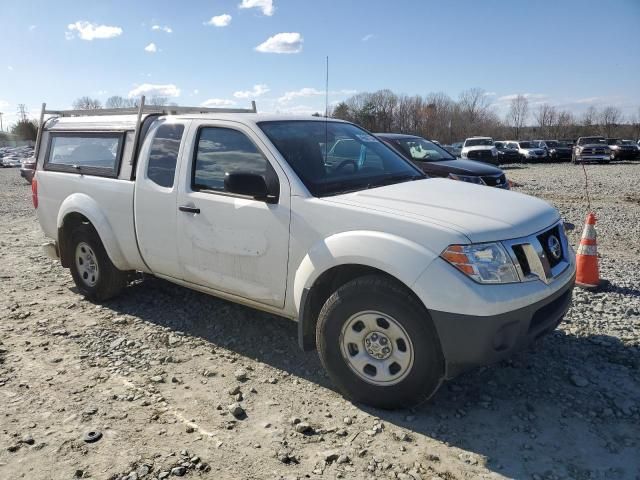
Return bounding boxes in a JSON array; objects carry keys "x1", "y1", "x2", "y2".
[
  {"x1": 293, "y1": 230, "x2": 438, "y2": 314},
  {"x1": 57, "y1": 193, "x2": 128, "y2": 270}
]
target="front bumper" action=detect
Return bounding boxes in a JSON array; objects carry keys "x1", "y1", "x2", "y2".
[
  {"x1": 431, "y1": 272, "x2": 575, "y2": 378},
  {"x1": 575, "y1": 154, "x2": 609, "y2": 162}
]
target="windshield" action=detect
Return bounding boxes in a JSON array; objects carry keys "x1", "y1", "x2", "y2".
[
  {"x1": 607, "y1": 138, "x2": 621, "y2": 145},
  {"x1": 578, "y1": 137, "x2": 606, "y2": 145},
  {"x1": 465, "y1": 138, "x2": 493, "y2": 147},
  {"x1": 518, "y1": 141, "x2": 536, "y2": 148},
  {"x1": 395, "y1": 137, "x2": 454, "y2": 162},
  {"x1": 545, "y1": 141, "x2": 558, "y2": 148},
  {"x1": 258, "y1": 121, "x2": 423, "y2": 197}
]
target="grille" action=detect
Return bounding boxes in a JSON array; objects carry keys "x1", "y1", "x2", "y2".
[
  {"x1": 468, "y1": 150, "x2": 493, "y2": 159},
  {"x1": 503, "y1": 223, "x2": 570, "y2": 284},
  {"x1": 582, "y1": 147, "x2": 607, "y2": 155},
  {"x1": 537, "y1": 226, "x2": 563, "y2": 268}
]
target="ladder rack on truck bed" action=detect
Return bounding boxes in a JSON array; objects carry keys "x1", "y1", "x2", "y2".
[{"x1": 34, "y1": 95, "x2": 257, "y2": 160}]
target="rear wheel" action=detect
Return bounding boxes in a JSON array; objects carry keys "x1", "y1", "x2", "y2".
[
  {"x1": 68, "y1": 224, "x2": 127, "y2": 301},
  {"x1": 316, "y1": 275, "x2": 444, "y2": 409}
]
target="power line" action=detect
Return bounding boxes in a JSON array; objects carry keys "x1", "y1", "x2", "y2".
[{"x1": 17, "y1": 104, "x2": 27, "y2": 122}]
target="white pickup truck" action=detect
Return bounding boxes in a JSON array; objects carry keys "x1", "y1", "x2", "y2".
[{"x1": 32, "y1": 100, "x2": 576, "y2": 408}]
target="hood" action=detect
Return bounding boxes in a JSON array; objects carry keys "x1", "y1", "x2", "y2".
[
  {"x1": 324, "y1": 178, "x2": 559, "y2": 243},
  {"x1": 420, "y1": 158, "x2": 503, "y2": 176},
  {"x1": 463, "y1": 145, "x2": 495, "y2": 152}
]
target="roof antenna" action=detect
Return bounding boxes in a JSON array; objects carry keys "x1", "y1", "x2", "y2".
[{"x1": 324, "y1": 55, "x2": 329, "y2": 164}]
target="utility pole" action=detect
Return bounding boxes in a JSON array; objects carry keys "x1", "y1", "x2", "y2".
[
  {"x1": 0, "y1": 112, "x2": 3, "y2": 131},
  {"x1": 17, "y1": 104, "x2": 27, "y2": 122}
]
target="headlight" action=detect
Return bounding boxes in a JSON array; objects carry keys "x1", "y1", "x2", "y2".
[
  {"x1": 448, "y1": 173, "x2": 486, "y2": 185},
  {"x1": 441, "y1": 243, "x2": 519, "y2": 284}
]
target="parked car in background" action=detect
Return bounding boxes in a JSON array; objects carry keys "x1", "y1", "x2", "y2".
[
  {"x1": 560, "y1": 139, "x2": 576, "y2": 149},
  {"x1": 460, "y1": 137, "x2": 499, "y2": 165},
  {"x1": 516, "y1": 141, "x2": 547, "y2": 162},
  {"x1": 606, "y1": 138, "x2": 638, "y2": 160},
  {"x1": 535, "y1": 140, "x2": 572, "y2": 162},
  {"x1": 1, "y1": 145, "x2": 35, "y2": 167},
  {"x1": 446, "y1": 142, "x2": 463, "y2": 157},
  {"x1": 494, "y1": 141, "x2": 521, "y2": 163},
  {"x1": 377, "y1": 133, "x2": 509, "y2": 189},
  {"x1": 20, "y1": 157, "x2": 36, "y2": 183},
  {"x1": 572, "y1": 136, "x2": 610, "y2": 164}
]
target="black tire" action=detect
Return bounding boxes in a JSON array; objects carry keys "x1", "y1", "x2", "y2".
[
  {"x1": 68, "y1": 223, "x2": 126, "y2": 301},
  {"x1": 316, "y1": 275, "x2": 444, "y2": 409}
]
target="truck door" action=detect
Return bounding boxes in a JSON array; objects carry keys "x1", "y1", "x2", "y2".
[
  {"x1": 176, "y1": 121, "x2": 290, "y2": 309},
  {"x1": 133, "y1": 119, "x2": 189, "y2": 279}
]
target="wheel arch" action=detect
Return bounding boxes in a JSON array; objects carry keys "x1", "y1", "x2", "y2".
[
  {"x1": 294, "y1": 231, "x2": 439, "y2": 351},
  {"x1": 57, "y1": 193, "x2": 127, "y2": 270}
]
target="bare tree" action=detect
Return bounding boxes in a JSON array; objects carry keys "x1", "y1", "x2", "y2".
[
  {"x1": 73, "y1": 97, "x2": 102, "y2": 110},
  {"x1": 554, "y1": 110, "x2": 575, "y2": 139},
  {"x1": 507, "y1": 95, "x2": 529, "y2": 139},
  {"x1": 148, "y1": 96, "x2": 170, "y2": 106},
  {"x1": 581, "y1": 106, "x2": 598, "y2": 129},
  {"x1": 599, "y1": 106, "x2": 622, "y2": 137},
  {"x1": 105, "y1": 96, "x2": 135, "y2": 108},
  {"x1": 535, "y1": 103, "x2": 556, "y2": 138}
]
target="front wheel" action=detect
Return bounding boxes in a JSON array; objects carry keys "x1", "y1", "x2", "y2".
[
  {"x1": 69, "y1": 224, "x2": 127, "y2": 301},
  {"x1": 316, "y1": 275, "x2": 444, "y2": 409}
]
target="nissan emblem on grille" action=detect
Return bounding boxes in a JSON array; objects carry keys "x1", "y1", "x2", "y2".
[{"x1": 547, "y1": 235, "x2": 562, "y2": 260}]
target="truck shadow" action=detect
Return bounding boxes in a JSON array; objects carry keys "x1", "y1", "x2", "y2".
[{"x1": 103, "y1": 276, "x2": 640, "y2": 480}]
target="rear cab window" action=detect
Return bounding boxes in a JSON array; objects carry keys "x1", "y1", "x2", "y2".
[
  {"x1": 147, "y1": 124, "x2": 185, "y2": 188},
  {"x1": 45, "y1": 132, "x2": 124, "y2": 177}
]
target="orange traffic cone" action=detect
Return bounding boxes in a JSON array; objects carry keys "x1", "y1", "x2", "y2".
[{"x1": 575, "y1": 212, "x2": 601, "y2": 289}]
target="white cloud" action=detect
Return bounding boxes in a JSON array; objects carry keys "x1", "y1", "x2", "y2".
[
  {"x1": 66, "y1": 21, "x2": 123, "y2": 41},
  {"x1": 28, "y1": 25, "x2": 37, "y2": 32},
  {"x1": 7, "y1": 65, "x2": 13, "y2": 71},
  {"x1": 255, "y1": 32, "x2": 303, "y2": 54},
  {"x1": 575, "y1": 96, "x2": 604, "y2": 105},
  {"x1": 144, "y1": 42, "x2": 157, "y2": 53},
  {"x1": 205, "y1": 14, "x2": 232, "y2": 27},
  {"x1": 128, "y1": 83, "x2": 181, "y2": 98},
  {"x1": 361, "y1": 34, "x2": 374, "y2": 42},
  {"x1": 278, "y1": 87, "x2": 357, "y2": 103},
  {"x1": 0, "y1": 100, "x2": 9, "y2": 109},
  {"x1": 233, "y1": 84, "x2": 270, "y2": 98},
  {"x1": 497, "y1": 93, "x2": 548, "y2": 102},
  {"x1": 201, "y1": 98, "x2": 237, "y2": 107},
  {"x1": 193, "y1": 89, "x2": 199, "y2": 95},
  {"x1": 151, "y1": 25, "x2": 172, "y2": 33},
  {"x1": 239, "y1": 0, "x2": 274, "y2": 16}
]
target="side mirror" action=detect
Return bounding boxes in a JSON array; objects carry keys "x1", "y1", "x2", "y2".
[{"x1": 224, "y1": 172, "x2": 277, "y2": 203}]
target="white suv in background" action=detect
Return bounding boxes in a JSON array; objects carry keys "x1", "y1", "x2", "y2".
[{"x1": 460, "y1": 137, "x2": 499, "y2": 164}]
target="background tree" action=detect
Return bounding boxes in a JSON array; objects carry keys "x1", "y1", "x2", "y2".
[
  {"x1": 535, "y1": 103, "x2": 556, "y2": 139},
  {"x1": 72, "y1": 96, "x2": 102, "y2": 110},
  {"x1": 105, "y1": 96, "x2": 135, "y2": 108},
  {"x1": 599, "y1": 106, "x2": 621, "y2": 137},
  {"x1": 11, "y1": 119, "x2": 38, "y2": 140},
  {"x1": 506, "y1": 95, "x2": 529, "y2": 139}
]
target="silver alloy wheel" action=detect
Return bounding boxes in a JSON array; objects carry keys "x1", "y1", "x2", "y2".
[
  {"x1": 75, "y1": 242, "x2": 99, "y2": 287},
  {"x1": 340, "y1": 310, "x2": 414, "y2": 386}
]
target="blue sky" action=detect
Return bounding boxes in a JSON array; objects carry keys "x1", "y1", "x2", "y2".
[{"x1": 1, "y1": 0, "x2": 639, "y2": 128}]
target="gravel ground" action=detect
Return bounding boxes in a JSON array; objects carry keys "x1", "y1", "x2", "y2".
[{"x1": 1, "y1": 163, "x2": 639, "y2": 480}]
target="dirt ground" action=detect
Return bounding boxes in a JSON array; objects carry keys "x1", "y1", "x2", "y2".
[{"x1": 1, "y1": 163, "x2": 639, "y2": 480}]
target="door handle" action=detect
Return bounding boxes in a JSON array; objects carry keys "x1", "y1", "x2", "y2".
[{"x1": 179, "y1": 205, "x2": 200, "y2": 214}]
